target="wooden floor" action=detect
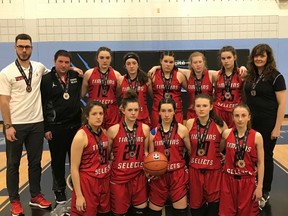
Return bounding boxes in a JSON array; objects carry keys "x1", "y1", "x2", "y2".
[{"x1": 0, "y1": 121, "x2": 288, "y2": 216}]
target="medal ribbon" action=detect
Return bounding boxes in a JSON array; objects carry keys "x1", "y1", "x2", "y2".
[
  {"x1": 15, "y1": 59, "x2": 33, "y2": 90},
  {"x1": 122, "y1": 121, "x2": 138, "y2": 152},
  {"x1": 127, "y1": 75, "x2": 139, "y2": 93},
  {"x1": 196, "y1": 118, "x2": 212, "y2": 150},
  {"x1": 194, "y1": 75, "x2": 203, "y2": 95},
  {"x1": 86, "y1": 124, "x2": 104, "y2": 156},
  {"x1": 100, "y1": 69, "x2": 109, "y2": 95},
  {"x1": 160, "y1": 121, "x2": 175, "y2": 150},
  {"x1": 233, "y1": 129, "x2": 249, "y2": 161},
  {"x1": 54, "y1": 70, "x2": 69, "y2": 94},
  {"x1": 161, "y1": 69, "x2": 173, "y2": 97},
  {"x1": 251, "y1": 73, "x2": 263, "y2": 91},
  {"x1": 223, "y1": 73, "x2": 233, "y2": 94}
]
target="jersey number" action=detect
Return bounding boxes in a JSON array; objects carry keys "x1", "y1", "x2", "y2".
[{"x1": 123, "y1": 144, "x2": 141, "y2": 160}]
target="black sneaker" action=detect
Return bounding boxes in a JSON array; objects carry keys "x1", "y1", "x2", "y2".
[
  {"x1": 55, "y1": 190, "x2": 67, "y2": 205},
  {"x1": 259, "y1": 192, "x2": 270, "y2": 209}
]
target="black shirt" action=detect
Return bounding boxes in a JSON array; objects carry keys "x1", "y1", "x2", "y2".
[
  {"x1": 244, "y1": 70, "x2": 286, "y2": 119},
  {"x1": 41, "y1": 67, "x2": 82, "y2": 132}
]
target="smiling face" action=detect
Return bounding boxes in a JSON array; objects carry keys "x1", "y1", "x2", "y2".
[
  {"x1": 15, "y1": 39, "x2": 32, "y2": 62},
  {"x1": 253, "y1": 51, "x2": 268, "y2": 71}
]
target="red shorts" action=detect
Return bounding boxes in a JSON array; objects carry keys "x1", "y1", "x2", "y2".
[
  {"x1": 213, "y1": 106, "x2": 234, "y2": 128},
  {"x1": 110, "y1": 172, "x2": 148, "y2": 214},
  {"x1": 219, "y1": 173, "x2": 259, "y2": 216},
  {"x1": 104, "y1": 104, "x2": 120, "y2": 129},
  {"x1": 70, "y1": 173, "x2": 110, "y2": 216},
  {"x1": 189, "y1": 167, "x2": 222, "y2": 208},
  {"x1": 149, "y1": 168, "x2": 188, "y2": 207}
]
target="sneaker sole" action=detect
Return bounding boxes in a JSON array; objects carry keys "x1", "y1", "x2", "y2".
[
  {"x1": 11, "y1": 213, "x2": 24, "y2": 216},
  {"x1": 29, "y1": 202, "x2": 51, "y2": 209},
  {"x1": 56, "y1": 200, "x2": 67, "y2": 205}
]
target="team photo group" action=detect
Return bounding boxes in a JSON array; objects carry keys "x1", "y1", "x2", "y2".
[{"x1": 0, "y1": 33, "x2": 286, "y2": 216}]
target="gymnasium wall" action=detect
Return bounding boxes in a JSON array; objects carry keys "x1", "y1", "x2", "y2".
[{"x1": 0, "y1": 0, "x2": 287, "y2": 114}]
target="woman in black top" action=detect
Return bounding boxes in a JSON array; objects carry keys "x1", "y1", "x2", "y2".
[{"x1": 244, "y1": 44, "x2": 286, "y2": 208}]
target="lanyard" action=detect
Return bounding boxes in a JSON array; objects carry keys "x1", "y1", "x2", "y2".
[
  {"x1": 86, "y1": 124, "x2": 104, "y2": 156},
  {"x1": 122, "y1": 121, "x2": 138, "y2": 152},
  {"x1": 99, "y1": 69, "x2": 109, "y2": 96},
  {"x1": 250, "y1": 74, "x2": 263, "y2": 96},
  {"x1": 233, "y1": 129, "x2": 249, "y2": 161},
  {"x1": 54, "y1": 70, "x2": 69, "y2": 94},
  {"x1": 161, "y1": 69, "x2": 173, "y2": 97},
  {"x1": 15, "y1": 59, "x2": 33, "y2": 92},
  {"x1": 194, "y1": 74, "x2": 203, "y2": 95},
  {"x1": 223, "y1": 73, "x2": 233, "y2": 93},
  {"x1": 160, "y1": 121, "x2": 175, "y2": 150},
  {"x1": 196, "y1": 118, "x2": 211, "y2": 149},
  {"x1": 127, "y1": 75, "x2": 139, "y2": 93}
]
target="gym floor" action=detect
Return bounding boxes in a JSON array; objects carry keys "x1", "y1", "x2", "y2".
[{"x1": 0, "y1": 121, "x2": 288, "y2": 216}]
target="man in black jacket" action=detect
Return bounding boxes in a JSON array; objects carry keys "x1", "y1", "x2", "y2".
[{"x1": 41, "y1": 50, "x2": 82, "y2": 204}]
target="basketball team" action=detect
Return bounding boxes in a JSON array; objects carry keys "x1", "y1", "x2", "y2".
[{"x1": 0, "y1": 33, "x2": 286, "y2": 216}]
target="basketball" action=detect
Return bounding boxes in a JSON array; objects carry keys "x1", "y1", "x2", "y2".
[{"x1": 144, "y1": 152, "x2": 168, "y2": 176}]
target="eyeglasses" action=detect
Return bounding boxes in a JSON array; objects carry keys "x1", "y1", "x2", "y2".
[{"x1": 16, "y1": 45, "x2": 32, "y2": 50}]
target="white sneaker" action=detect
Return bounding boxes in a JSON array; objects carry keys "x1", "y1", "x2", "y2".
[{"x1": 259, "y1": 192, "x2": 270, "y2": 209}]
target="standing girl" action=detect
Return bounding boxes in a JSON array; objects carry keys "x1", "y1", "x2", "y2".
[
  {"x1": 214, "y1": 46, "x2": 243, "y2": 127},
  {"x1": 148, "y1": 97, "x2": 191, "y2": 216},
  {"x1": 70, "y1": 101, "x2": 111, "y2": 216},
  {"x1": 107, "y1": 90, "x2": 150, "y2": 216},
  {"x1": 219, "y1": 104, "x2": 264, "y2": 216},
  {"x1": 149, "y1": 51, "x2": 187, "y2": 128},
  {"x1": 184, "y1": 52, "x2": 215, "y2": 119},
  {"x1": 244, "y1": 44, "x2": 286, "y2": 207},
  {"x1": 118, "y1": 52, "x2": 151, "y2": 125},
  {"x1": 81, "y1": 46, "x2": 121, "y2": 129},
  {"x1": 186, "y1": 94, "x2": 227, "y2": 216}
]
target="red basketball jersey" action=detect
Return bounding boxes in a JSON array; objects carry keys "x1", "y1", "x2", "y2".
[
  {"x1": 111, "y1": 122, "x2": 146, "y2": 184},
  {"x1": 152, "y1": 69, "x2": 183, "y2": 115},
  {"x1": 120, "y1": 75, "x2": 149, "y2": 123},
  {"x1": 153, "y1": 124, "x2": 186, "y2": 172},
  {"x1": 223, "y1": 128, "x2": 258, "y2": 176},
  {"x1": 80, "y1": 125, "x2": 111, "y2": 178},
  {"x1": 187, "y1": 70, "x2": 213, "y2": 118},
  {"x1": 189, "y1": 118, "x2": 222, "y2": 170},
  {"x1": 214, "y1": 69, "x2": 243, "y2": 112},
  {"x1": 87, "y1": 66, "x2": 118, "y2": 106}
]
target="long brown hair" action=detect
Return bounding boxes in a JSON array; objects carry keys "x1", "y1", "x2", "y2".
[{"x1": 246, "y1": 44, "x2": 277, "y2": 83}]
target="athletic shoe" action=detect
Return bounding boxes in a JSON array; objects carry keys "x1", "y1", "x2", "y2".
[
  {"x1": 55, "y1": 190, "x2": 67, "y2": 205},
  {"x1": 29, "y1": 193, "x2": 52, "y2": 208},
  {"x1": 259, "y1": 192, "x2": 270, "y2": 209},
  {"x1": 10, "y1": 200, "x2": 24, "y2": 216}
]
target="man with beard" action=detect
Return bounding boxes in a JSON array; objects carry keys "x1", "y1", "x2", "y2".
[
  {"x1": 0, "y1": 34, "x2": 82, "y2": 216},
  {"x1": 0, "y1": 33, "x2": 52, "y2": 216}
]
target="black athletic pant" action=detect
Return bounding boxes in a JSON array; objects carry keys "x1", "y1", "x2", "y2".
[
  {"x1": 5, "y1": 122, "x2": 44, "y2": 202},
  {"x1": 48, "y1": 125, "x2": 79, "y2": 192},
  {"x1": 253, "y1": 117, "x2": 277, "y2": 193}
]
